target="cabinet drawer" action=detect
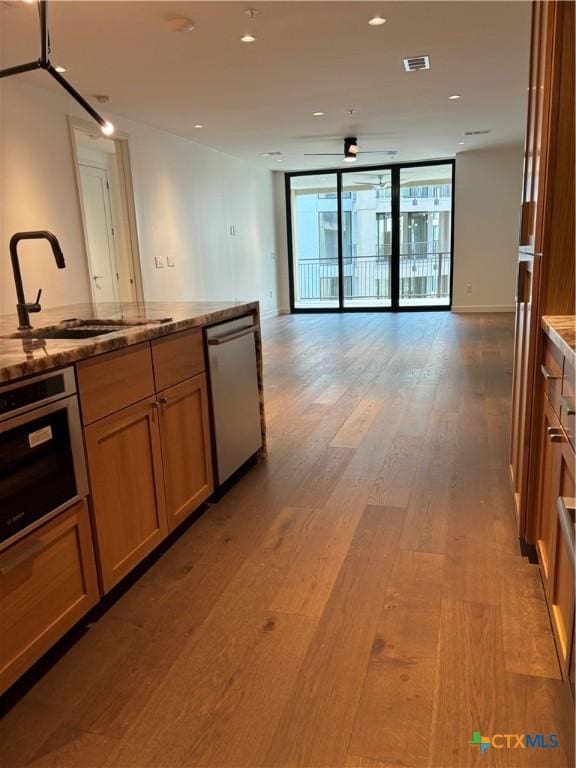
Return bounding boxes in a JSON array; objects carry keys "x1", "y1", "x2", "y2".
[
  {"x1": 151, "y1": 328, "x2": 205, "y2": 392},
  {"x1": 561, "y1": 357, "x2": 575, "y2": 449},
  {"x1": 541, "y1": 336, "x2": 564, "y2": 415},
  {"x1": 0, "y1": 500, "x2": 99, "y2": 694},
  {"x1": 76, "y1": 343, "x2": 155, "y2": 425}
]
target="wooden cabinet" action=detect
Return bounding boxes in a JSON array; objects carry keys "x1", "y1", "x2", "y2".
[
  {"x1": 78, "y1": 331, "x2": 214, "y2": 592},
  {"x1": 548, "y1": 442, "x2": 575, "y2": 678},
  {"x1": 534, "y1": 342, "x2": 575, "y2": 689},
  {"x1": 509, "y1": 0, "x2": 575, "y2": 541},
  {"x1": 85, "y1": 396, "x2": 168, "y2": 592},
  {"x1": 0, "y1": 501, "x2": 99, "y2": 694},
  {"x1": 535, "y1": 394, "x2": 561, "y2": 586},
  {"x1": 157, "y1": 374, "x2": 213, "y2": 531}
]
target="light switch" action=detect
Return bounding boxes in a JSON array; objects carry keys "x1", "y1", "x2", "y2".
[
  {"x1": 167, "y1": 256, "x2": 176, "y2": 268},
  {"x1": 155, "y1": 257, "x2": 165, "y2": 269}
]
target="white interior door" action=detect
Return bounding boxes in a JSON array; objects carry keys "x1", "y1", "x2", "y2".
[{"x1": 79, "y1": 163, "x2": 120, "y2": 303}]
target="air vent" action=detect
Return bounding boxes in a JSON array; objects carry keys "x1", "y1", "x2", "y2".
[
  {"x1": 403, "y1": 55, "x2": 430, "y2": 72},
  {"x1": 464, "y1": 129, "x2": 491, "y2": 136}
]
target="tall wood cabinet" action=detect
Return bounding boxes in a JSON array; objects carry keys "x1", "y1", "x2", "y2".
[{"x1": 509, "y1": 0, "x2": 575, "y2": 542}]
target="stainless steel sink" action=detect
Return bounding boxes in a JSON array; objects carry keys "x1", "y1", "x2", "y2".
[{"x1": 3, "y1": 319, "x2": 146, "y2": 341}]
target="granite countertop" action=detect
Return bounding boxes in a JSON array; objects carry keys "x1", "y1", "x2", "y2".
[
  {"x1": 0, "y1": 300, "x2": 259, "y2": 383},
  {"x1": 542, "y1": 315, "x2": 576, "y2": 365}
]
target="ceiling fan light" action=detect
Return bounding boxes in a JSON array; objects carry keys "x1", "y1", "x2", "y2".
[{"x1": 343, "y1": 156, "x2": 357, "y2": 163}]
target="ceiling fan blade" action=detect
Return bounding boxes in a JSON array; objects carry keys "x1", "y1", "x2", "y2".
[
  {"x1": 357, "y1": 150, "x2": 397, "y2": 155},
  {"x1": 303, "y1": 153, "x2": 344, "y2": 156}
]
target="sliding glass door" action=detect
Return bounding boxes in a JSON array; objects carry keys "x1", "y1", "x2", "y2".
[
  {"x1": 289, "y1": 174, "x2": 340, "y2": 310},
  {"x1": 341, "y1": 170, "x2": 392, "y2": 309},
  {"x1": 287, "y1": 161, "x2": 454, "y2": 311},
  {"x1": 399, "y1": 164, "x2": 453, "y2": 307}
]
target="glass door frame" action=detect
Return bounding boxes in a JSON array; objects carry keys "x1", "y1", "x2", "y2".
[{"x1": 285, "y1": 158, "x2": 455, "y2": 313}]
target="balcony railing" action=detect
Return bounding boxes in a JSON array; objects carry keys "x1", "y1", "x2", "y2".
[{"x1": 296, "y1": 251, "x2": 451, "y2": 302}]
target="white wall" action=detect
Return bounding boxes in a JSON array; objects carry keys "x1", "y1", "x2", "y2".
[
  {"x1": 452, "y1": 144, "x2": 523, "y2": 312},
  {"x1": 0, "y1": 81, "x2": 280, "y2": 318}
]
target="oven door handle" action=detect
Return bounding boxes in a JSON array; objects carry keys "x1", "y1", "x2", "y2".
[{"x1": 0, "y1": 537, "x2": 47, "y2": 575}]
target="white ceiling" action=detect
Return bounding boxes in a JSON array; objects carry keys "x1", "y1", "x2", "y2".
[{"x1": 0, "y1": 1, "x2": 531, "y2": 171}]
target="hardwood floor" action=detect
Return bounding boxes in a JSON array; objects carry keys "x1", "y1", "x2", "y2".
[{"x1": 1, "y1": 312, "x2": 573, "y2": 768}]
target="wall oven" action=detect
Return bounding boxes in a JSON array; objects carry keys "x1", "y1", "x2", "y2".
[{"x1": 0, "y1": 367, "x2": 88, "y2": 547}]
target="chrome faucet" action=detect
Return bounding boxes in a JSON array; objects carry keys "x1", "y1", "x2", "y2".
[{"x1": 9, "y1": 231, "x2": 66, "y2": 330}]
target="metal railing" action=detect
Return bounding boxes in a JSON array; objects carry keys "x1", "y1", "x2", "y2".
[{"x1": 297, "y1": 251, "x2": 451, "y2": 302}]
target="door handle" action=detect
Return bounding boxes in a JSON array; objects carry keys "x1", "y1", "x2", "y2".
[
  {"x1": 547, "y1": 427, "x2": 565, "y2": 443},
  {"x1": 0, "y1": 538, "x2": 47, "y2": 575},
  {"x1": 541, "y1": 365, "x2": 561, "y2": 381},
  {"x1": 207, "y1": 324, "x2": 258, "y2": 346},
  {"x1": 556, "y1": 497, "x2": 575, "y2": 572}
]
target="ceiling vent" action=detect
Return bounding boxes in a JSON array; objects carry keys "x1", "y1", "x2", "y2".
[
  {"x1": 464, "y1": 129, "x2": 492, "y2": 136},
  {"x1": 403, "y1": 55, "x2": 430, "y2": 72}
]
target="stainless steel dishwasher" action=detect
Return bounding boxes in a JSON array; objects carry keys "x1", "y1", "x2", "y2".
[{"x1": 205, "y1": 316, "x2": 262, "y2": 485}]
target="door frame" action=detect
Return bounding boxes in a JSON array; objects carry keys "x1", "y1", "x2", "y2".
[
  {"x1": 69, "y1": 116, "x2": 145, "y2": 305},
  {"x1": 285, "y1": 158, "x2": 456, "y2": 313}
]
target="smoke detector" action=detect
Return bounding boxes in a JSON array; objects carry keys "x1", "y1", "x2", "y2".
[
  {"x1": 403, "y1": 55, "x2": 430, "y2": 72},
  {"x1": 165, "y1": 17, "x2": 195, "y2": 32}
]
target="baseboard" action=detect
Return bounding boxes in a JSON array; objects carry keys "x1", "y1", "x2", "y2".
[
  {"x1": 452, "y1": 304, "x2": 515, "y2": 313},
  {"x1": 278, "y1": 307, "x2": 291, "y2": 315},
  {"x1": 260, "y1": 307, "x2": 280, "y2": 320}
]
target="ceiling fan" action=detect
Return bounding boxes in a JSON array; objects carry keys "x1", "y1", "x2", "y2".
[
  {"x1": 304, "y1": 136, "x2": 397, "y2": 163},
  {"x1": 349, "y1": 173, "x2": 391, "y2": 190}
]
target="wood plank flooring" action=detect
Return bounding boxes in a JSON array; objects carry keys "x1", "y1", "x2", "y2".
[{"x1": 1, "y1": 312, "x2": 573, "y2": 768}]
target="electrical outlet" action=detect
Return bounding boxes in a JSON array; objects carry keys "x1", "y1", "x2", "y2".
[
  {"x1": 271, "y1": 251, "x2": 276, "y2": 261},
  {"x1": 466, "y1": 284, "x2": 472, "y2": 294},
  {"x1": 155, "y1": 257, "x2": 165, "y2": 269},
  {"x1": 269, "y1": 289, "x2": 273, "y2": 299}
]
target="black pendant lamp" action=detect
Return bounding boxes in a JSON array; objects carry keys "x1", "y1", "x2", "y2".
[{"x1": 0, "y1": 0, "x2": 114, "y2": 136}]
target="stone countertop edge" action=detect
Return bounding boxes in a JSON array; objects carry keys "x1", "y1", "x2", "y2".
[
  {"x1": 0, "y1": 300, "x2": 260, "y2": 383},
  {"x1": 541, "y1": 315, "x2": 576, "y2": 366}
]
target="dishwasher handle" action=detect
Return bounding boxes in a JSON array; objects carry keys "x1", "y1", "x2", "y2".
[{"x1": 207, "y1": 324, "x2": 258, "y2": 346}]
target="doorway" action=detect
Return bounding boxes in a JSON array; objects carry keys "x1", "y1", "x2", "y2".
[
  {"x1": 70, "y1": 120, "x2": 143, "y2": 304},
  {"x1": 286, "y1": 160, "x2": 454, "y2": 312}
]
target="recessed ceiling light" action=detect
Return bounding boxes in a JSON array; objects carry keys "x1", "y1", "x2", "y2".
[
  {"x1": 313, "y1": 111, "x2": 325, "y2": 117},
  {"x1": 55, "y1": 65, "x2": 66, "y2": 73},
  {"x1": 193, "y1": 124, "x2": 204, "y2": 129},
  {"x1": 458, "y1": 141, "x2": 465, "y2": 145},
  {"x1": 368, "y1": 16, "x2": 387, "y2": 26},
  {"x1": 101, "y1": 121, "x2": 114, "y2": 136},
  {"x1": 260, "y1": 151, "x2": 282, "y2": 156},
  {"x1": 276, "y1": 159, "x2": 283, "y2": 163},
  {"x1": 241, "y1": 33, "x2": 256, "y2": 43},
  {"x1": 448, "y1": 94, "x2": 461, "y2": 100}
]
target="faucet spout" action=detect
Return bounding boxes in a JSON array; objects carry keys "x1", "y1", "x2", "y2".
[{"x1": 9, "y1": 230, "x2": 66, "y2": 330}]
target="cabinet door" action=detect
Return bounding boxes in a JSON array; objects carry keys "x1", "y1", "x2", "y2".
[
  {"x1": 535, "y1": 395, "x2": 562, "y2": 587},
  {"x1": 158, "y1": 373, "x2": 213, "y2": 530},
  {"x1": 549, "y1": 441, "x2": 575, "y2": 676},
  {"x1": 0, "y1": 501, "x2": 99, "y2": 694},
  {"x1": 85, "y1": 397, "x2": 168, "y2": 592}
]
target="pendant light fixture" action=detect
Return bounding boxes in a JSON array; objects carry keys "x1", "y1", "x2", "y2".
[{"x1": 0, "y1": 0, "x2": 114, "y2": 136}]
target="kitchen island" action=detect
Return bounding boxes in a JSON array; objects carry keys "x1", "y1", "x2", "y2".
[{"x1": 0, "y1": 300, "x2": 266, "y2": 694}]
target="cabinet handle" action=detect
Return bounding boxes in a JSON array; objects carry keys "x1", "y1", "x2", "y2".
[
  {"x1": 547, "y1": 427, "x2": 565, "y2": 443},
  {"x1": 0, "y1": 538, "x2": 47, "y2": 575},
  {"x1": 541, "y1": 364, "x2": 561, "y2": 381},
  {"x1": 556, "y1": 496, "x2": 576, "y2": 572},
  {"x1": 207, "y1": 324, "x2": 258, "y2": 346},
  {"x1": 157, "y1": 396, "x2": 168, "y2": 405},
  {"x1": 560, "y1": 395, "x2": 576, "y2": 416}
]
